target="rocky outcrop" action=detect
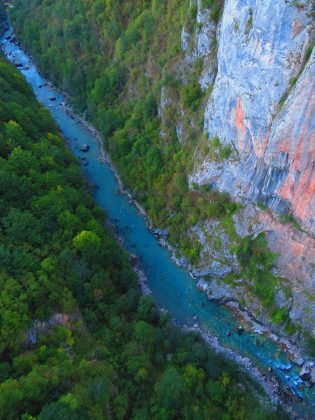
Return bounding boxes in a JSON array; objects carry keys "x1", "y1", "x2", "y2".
[
  {"x1": 190, "y1": 0, "x2": 315, "y2": 235},
  {"x1": 299, "y1": 361, "x2": 315, "y2": 383},
  {"x1": 25, "y1": 313, "x2": 79, "y2": 346},
  {"x1": 189, "y1": 219, "x2": 235, "y2": 277},
  {"x1": 234, "y1": 205, "x2": 315, "y2": 336},
  {"x1": 182, "y1": 0, "x2": 217, "y2": 87}
]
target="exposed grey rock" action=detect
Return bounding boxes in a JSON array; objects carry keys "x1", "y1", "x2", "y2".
[
  {"x1": 209, "y1": 260, "x2": 231, "y2": 276},
  {"x1": 293, "y1": 357, "x2": 305, "y2": 367},
  {"x1": 182, "y1": 0, "x2": 217, "y2": 87},
  {"x1": 25, "y1": 313, "x2": 79, "y2": 346},
  {"x1": 176, "y1": 121, "x2": 185, "y2": 143},
  {"x1": 181, "y1": 27, "x2": 190, "y2": 52},
  {"x1": 233, "y1": 205, "x2": 263, "y2": 238},
  {"x1": 152, "y1": 227, "x2": 169, "y2": 237},
  {"x1": 178, "y1": 256, "x2": 190, "y2": 266},
  {"x1": 274, "y1": 289, "x2": 292, "y2": 310},
  {"x1": 191, "y1": 0, "x2": 314, "y2": 235},
  {"x1": 190, "y1": 159, "x2": 223, "y2": 186},
  {"x1": 206, "y1": 279, "x2": 240, "y2": 303},
  {"x1": 159, "y1": 85, "x2": 172, "y2": 114},
  {"x1": 158, "y1": 0, "x2": 315, "y2": 345},
  {"x1": 195, "y1": 0, "x2": 217, "y2": 89},
  {"x1": 289, "y1": 287, "x2": 315, "y2": 336},
  {"x1": 190, "y1": 220, "x2": 234, "y2": 265},
  {"x1": 299, "y1": 361, "x2": 315, "y2": 382},
  {"x1": 196, "y1": 278, "x2": 209, "y2": 291},
  {"x1": 187, "y1": 0, "x2": 315, "y2": 341}
]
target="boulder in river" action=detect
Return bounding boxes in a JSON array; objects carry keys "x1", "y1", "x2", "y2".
[
  {"x1": 293, "y1": 357, "x2": 305, "y2": 367},
  {"x1": 299, "y1": 362, "x2": 315, "y2": 382},
  {"x1": 196, "y1": 279, "x2": 208, "y2": 292},
  {"x1": 80, "y1": 144, "x2": 90, "y2": 152},
  {"x1": 49, "y1": 97, "x2": 57, "y2": 101},
  {"x1": 152, "y1": 228, "x2": 169, "y2": 238},
  {"x1": 237, "y1": 326, "x2": 244, "y2": 335}
]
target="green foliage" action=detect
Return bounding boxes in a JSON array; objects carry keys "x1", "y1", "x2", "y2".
[
  {"x1": 289, "y1": 74, "x2": 299, "y2": 86},
  {"x1": 305, "y1": 44, "x2": 314, "y2": 62},
  {"x1": 182, "y1": 80, "x2": 203, "y2": 111},
  {"x1": 155, "y1": 367, "x2": 185, "y2": 410},
  {"x1": 208, "y1": 135, "x2": 233, "y2": 161},
  {"x1": 245, "y1": 8, "x2": 253, "y2": 35},
  {"x1": 73, "y1": 230, "x2": 101, "y2": 259},
  {"x1": 277, "y1": 92, "x2": 288, "y2": 112},
  {"x1": 0, "y1": 57, "x2": 286, "y2": 419},
  {"x1": 233, "y1": 19, "x2": 240, "y2": 31},
  {"x1": 257, "y1": 201, "x2": 268, "y2": 210},
  {"x1": 271, "y1": 307, "x2": 289, "y2": 325},
  {"x1": 237, "y1": 233, "x2": 285, "y2": 312},
  {"x1": 185, "y1": 3, "x2": 198, "y2": 34},
  {"x1": 306, "y1": 335, "x2": 315, "y2": 358},
  {"x1": 202, "y1": 0, "x2": 223, "y2": 23},
  {"x1": 278, "y1": 212, "x2": 301, "y2": 230}
]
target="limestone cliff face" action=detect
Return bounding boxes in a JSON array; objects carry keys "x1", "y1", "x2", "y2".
[
  {"x1": 190, "y1": 0, "x2": 315, "y2": 235},
  {"x1": 175, "y1": 0, "x2": 315, "y2": 341}
]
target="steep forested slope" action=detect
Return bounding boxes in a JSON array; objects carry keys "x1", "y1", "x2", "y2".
[
  {"x1": 0, "y1": 56, "x2": 286, "y2": 419},
  {"x1": 9, "y1": 0, "x2": 315, "y2": 351},
  {"x1": 0, "y1": 1, "x2": 5, "y2": 33}
]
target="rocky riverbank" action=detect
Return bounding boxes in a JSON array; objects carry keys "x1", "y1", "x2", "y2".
[
  {"x1": 184, "y1": 324, "x2": 290, "y2": 407},
  {"x1": 84, "y1": 108, "x2": 315, "y2": 404},
  {"x1": 58, "y1": 99, "x2": 314, "y2": 389},
  {"x1": 34, "y1": 61, "x2": 315, "y2": 399}
]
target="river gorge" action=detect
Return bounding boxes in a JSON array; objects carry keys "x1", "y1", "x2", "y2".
[{"x1": 1, "y1": 18, "x2": 314, "y2": 419}]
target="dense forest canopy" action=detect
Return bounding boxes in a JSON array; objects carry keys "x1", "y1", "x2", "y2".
[{"x1": 0, "y1": 55, "x2": 286, "y2": 418}]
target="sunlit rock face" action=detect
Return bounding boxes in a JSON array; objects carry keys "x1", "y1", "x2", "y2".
[
  {"x1": 191, "y1": 0, "x2": 314, "y2": 235},
  {"x1": 266, "y1": 54, "x2": 315, "y2": 234}
]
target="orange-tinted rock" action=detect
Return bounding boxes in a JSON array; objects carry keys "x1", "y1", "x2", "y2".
[
  {"x1": 235, "y1": 98, "x2": 246, "y2": 150},
  {"x1": 268, "y1": 54, "x2": 315, "y2": 233}
]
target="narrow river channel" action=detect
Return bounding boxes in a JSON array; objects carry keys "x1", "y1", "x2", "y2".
[{"x1": 1, "y1": 21, "x2": 314, "y2": 419}]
